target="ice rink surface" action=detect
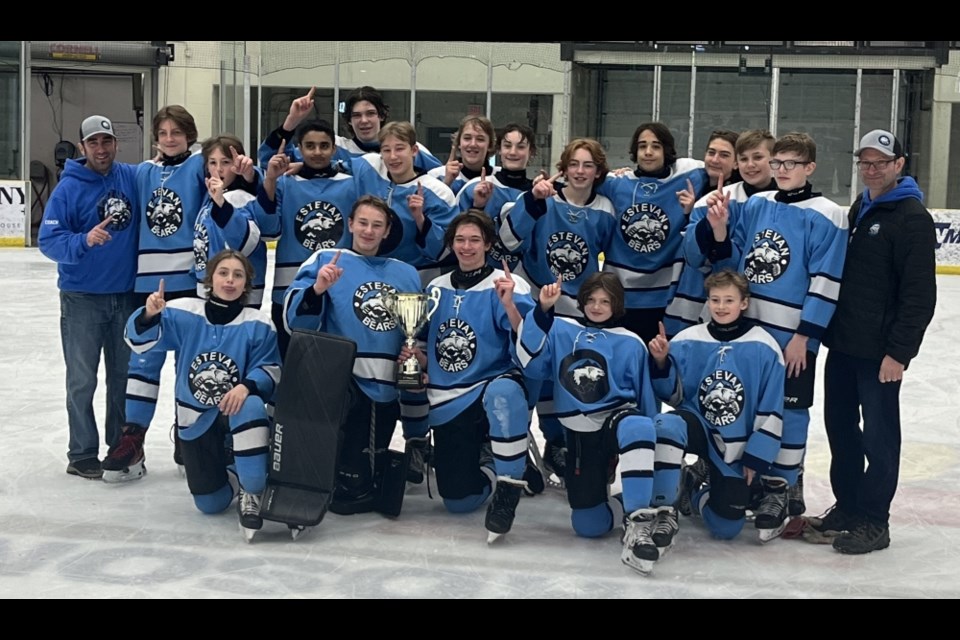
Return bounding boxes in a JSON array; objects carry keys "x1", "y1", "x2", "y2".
[{"x1": 1, "y1": 248, "x2": 958, "y2": 598}]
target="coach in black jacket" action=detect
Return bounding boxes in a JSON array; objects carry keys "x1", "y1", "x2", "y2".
[{"x1": 817, "y1": 130, "x2": 936, "y2": 555}]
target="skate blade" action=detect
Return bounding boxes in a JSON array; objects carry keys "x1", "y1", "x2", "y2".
[
  {"x1": 655, "y1": 539, "x2": 675, "y2": 560},
  {"x1": 240, "y1": 525, "x2": 257, "y2": 543},
  {"x1": 101, "y1": 461, "x2": 146, "y2": 484},
  {"x1": 486, "y1": 531, "x2": 504, "y2": 544},
  {"x1": 289, "y1": 526, "x2": 310, "y2": 541},
  {"x1": 621, "y1": 555, "x2": 654, "y2": 576},
  {"x1": 177, "y1": 464, "x2": 186, "y2": 479},
  {"x1": 757, "y1": 517, "x2": 789, "y2": 544}
]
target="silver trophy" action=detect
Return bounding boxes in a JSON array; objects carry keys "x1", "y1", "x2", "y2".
[{"x1": 382, "y1": 288, "x2": 441, "y2": 389}]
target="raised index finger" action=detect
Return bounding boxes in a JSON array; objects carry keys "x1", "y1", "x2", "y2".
[
  {"x1": 330, "y1": 250, "x2": 342, "y2": 266},
  {"x1": 686, "y1": 178, "x2": 695, "y2": 194},
  {"x1": 480, "y1": 166, "x2": 487, "y2": 180},
  {"x1": 548, "y1": 172, "x2": 563, "y2": 184},
  {"x1": 96, "y1": 216, "x2": 113, "y2": 230},
  {"x1": 417, "y1": 181, "x2": 424, "y2": 197},
  {"x1": 306, "y1": 86, "x2": 316, "y2": 101},
  {"x1": 717, "y1": 175, "x2": 724, "y2": 192},
  {"x1": 658, "y1": 321, "x2": 667, "y2": 340},
  {"x1": 501, "y1": 258, "x2": 512, "y2": 279},
  {"x1": 230, "y1": 146, "x2": 240, "y2": 161},
  {"x1": 158, "y1": 278, "x2": 165, "y2": 298},
  {"x1": 277, "y1": 139, "x2": 287, "y2": 156}
]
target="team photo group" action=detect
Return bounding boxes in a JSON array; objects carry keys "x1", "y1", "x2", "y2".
[{"x1": 40, "y1": 83, "x2": 937, "y2": 577}]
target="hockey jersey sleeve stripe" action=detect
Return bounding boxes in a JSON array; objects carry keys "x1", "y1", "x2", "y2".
[
  {"x1": 748, "y1": 298, "x2": 801, "y2": 330},
  {"x1": 773, "y1": 445, "x2": 804, "y2": 468},
  {"x1": 808, "y1": 274, "x2": 841, "y2": 301},
  {"x1": 354, "y1": 357, "x2": 397, "y2": 384},
  {"x1": 138, "y1": 251, "x2": 193, "y2": 275},
  {"x1": 126, "y1": 378, "x2": 160, "y2": 400},
  {"x1": 602, "y1": 260, "x2": 682, "y2": 290},
  {"x1": 176, "y1": 403, "x2": 204, "y2": 428}
]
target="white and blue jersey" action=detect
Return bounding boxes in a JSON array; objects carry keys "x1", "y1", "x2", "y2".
[
  {"x1": 517, "y1": 307, "x2": 659, "y2": 432},
  {"x1": 284, "y1": 248, "x2": 421, "y2": 403},
  {"x1": 257, "y1": 128, "x2": 441, "y2": 173},
  {"x1": 597, "y1": 159, "x2": 708, "y2": 309},
  {"x1": 722, "y1": 190, "x2": 848, "y2": 352},
  {"x1": 499, "y1": 189, "x2": 617, "y2": 318},
  {"x1": 135, "y1": 153, "x2": 208, "y2": 294},
  {"x1": 457, "y1": 169, "x2": 532, "y2": 273},
  {"x1": 193, "y1": 188, "x2": 266, "y2": 307},
  {"x1": 664, "y1": 180, "x2": 776, "y2": 337},
  {"x1": 653, "y1": 322, "x2": 785, "y2": 475},
  {"x1": 424, "y1": 270, "x2": 534, "y2": 426},
  {"x1": 254, "y1": 168, "x2": 358, "y2": 306},
  {"x1": 348, "y1": 153, "x2": 457, "y2": 274},
  {"x1": 124, "y1": 298, "x2": 281, "y2": 441}
]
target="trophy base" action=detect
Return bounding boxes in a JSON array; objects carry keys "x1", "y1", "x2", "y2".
[{"x1": 396, "y1": 373, "x2": 425, "y2": 390}]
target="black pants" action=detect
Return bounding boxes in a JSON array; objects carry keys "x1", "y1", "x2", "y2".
[
  {"x1": 677, "y1": 409, "x2": 750, "y2": 521},
  {"x1": 824, "y1": 350, "x2": 902, "y2": 526}
]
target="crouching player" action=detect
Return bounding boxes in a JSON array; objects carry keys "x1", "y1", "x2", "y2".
[
  {"x1": 125, "y1": 250, "x2": 280, "y2": 541},
  {"x1": 517, "y1": 272, "x2": 687, "y2": 575},
  {"x1": 648, "y1": 270, "x2": 786, "y2": 542}
]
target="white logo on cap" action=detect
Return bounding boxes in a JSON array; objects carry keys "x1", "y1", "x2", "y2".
[
  {"x1": 101, "y1": 120, "x2": 110, "y2": 130},
  {"x1": 878, "y1": 134, "x2": 891, "y2": 146}
]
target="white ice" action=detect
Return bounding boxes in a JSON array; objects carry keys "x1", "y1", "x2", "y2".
[{"x1": 1, "y1": 248, "x2": 958, "y2": 598}]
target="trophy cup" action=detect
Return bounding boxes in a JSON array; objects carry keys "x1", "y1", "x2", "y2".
[{"x1": 382, "y1": 288, "x2": 441, "y2": 389}]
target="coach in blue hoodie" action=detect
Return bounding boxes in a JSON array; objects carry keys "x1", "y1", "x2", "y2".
[
  {"x1": 39, "y1": 115, "x2": 139, "y2": 480},
  {"x1": 819, "y1": 130, "x2": 937, "y2": 555}
]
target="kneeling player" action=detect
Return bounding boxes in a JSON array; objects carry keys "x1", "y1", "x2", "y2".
[
  {"x1": 648, "y1": 270, "x2": 786, "y2": 542},
  {"x1": 125, "y1": 250, "x2": 280, "y2": 542},
  {"x1": 401, "y1": 212, "x2": 535, "y2": 539},
  {"x1": 517, "y1": 272, "x2": 686, "y2": 575}
]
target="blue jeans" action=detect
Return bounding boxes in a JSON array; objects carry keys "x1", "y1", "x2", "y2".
[{"x1": 59, "y1": 291, "x2": 137, "y2": 462}]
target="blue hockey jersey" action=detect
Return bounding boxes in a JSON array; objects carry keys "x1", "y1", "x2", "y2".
[
  {"x1": 499, "y1": 189, "x2": 617, "y2": 318},
  {"x1": 424, "y1": 270, "x2": 534, "y2": 426},
  {"x1": 597, "y1": 158, "x2": 708, "y2": 309},
  {"x1": 193, "y1": 189, "x2": 266, "y2": 307},
  {"x1": 653, "y1": 323, "x2": 785, "y2": 474},
  {"x1": 722, "y1": 191, "x2": 848, "y2": 352},
  {"x1": 347, "y1": 154, "x2": 457, "y2": 273},
  {"x1": 517, "y1": 307, "x2": 658, "y2": 432},
  {"x1": 135, "y1": 153, "x2": 208, "y2": 294},
  {"x1": 284, "y1": 248, "x2": 421, "y2": 403},
  {"x1": 254, "y1": 170, "x2": 358, "y2": 305},
  {"x1": 124, "y1": 298, "x2": 280, "y2": 440},
  {"x1": 664, "y1": 180, "x2": 771, "y2": 337}
]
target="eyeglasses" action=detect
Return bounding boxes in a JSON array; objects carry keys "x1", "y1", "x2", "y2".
[
  {"x1": 566, "y1": 161, "x2": 597, "y2": 171},
  {"x1": 769, "y1": 159, "x2": 812, "y2": 171},
  {"x1": 856, "y1": 159, "x2": 894, "y2": 171}
]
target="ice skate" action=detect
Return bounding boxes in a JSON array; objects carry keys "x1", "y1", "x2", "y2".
[
  {"x1": 102, "y1": 425, "x2": 147, "y2": 483},
  {"x1": 621, "y1": 508, "x2": 659, "y2": 576},
  {"x1": 755, "y1": 476, "x2": 789, "y2": 543},
  {"x1": 541, "y1": 440, "x2": 567, "y2": 490},
  {"x1": 485, "y1": 477, "x2": 526, "y2": 543},
  {"x1": 787, "y1": 469, "x2": 806, "y2": 516},
  {"x1": 651, "y1": 505, "x2": 679, "y2": 552},
  {"x1": 171, "y1": 423, "x2": 185, "y2": 478},
  {"x1": 676, "y1": 458, "x2": 708, "y2": 517},
  {"x1": 521, "y1": 448, "x2": 545, "y2": 496},
  {"x1": 289, "y1": 524, "x2": 311, "y2": 541},
  {"x1": 237, "y1": 489, "x2": 263, "y2": 543}
]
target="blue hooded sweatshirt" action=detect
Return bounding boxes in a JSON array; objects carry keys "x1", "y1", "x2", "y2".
[
  {"x1": 855, "y1": 176, "x2": 925, "y2": 226},
  {"x1": 38, "y1": 157, "x2": 139, "y2": 293}
]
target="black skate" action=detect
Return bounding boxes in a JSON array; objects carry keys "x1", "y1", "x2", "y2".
[
  {"x1": 621, "y1": 508, "x2": 659, "y2": 576},
  {"x1": 102, "y1": 425, "x2": 147, "y2": 483},
  {"x1": 485, "y1": 477, "x2": 526, "y2": 543},
  {"x1": 755, "y1": 476, "x2": 789, "y2": 543},
  {"x1": 237, "y1": 489, "x2": 263, "y2": 543}
]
